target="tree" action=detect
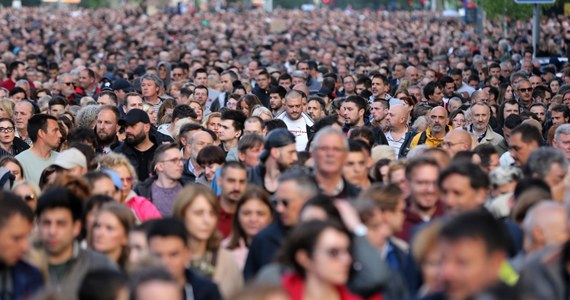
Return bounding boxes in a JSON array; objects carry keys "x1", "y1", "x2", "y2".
[{"x1": 480, "y1": 0, "x2": 533, "y2": 20}]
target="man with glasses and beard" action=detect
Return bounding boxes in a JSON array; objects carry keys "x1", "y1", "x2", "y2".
[
  {"x1": 113, "y1": 109, "x2": 158, "y2": 181},
  {"x1": 95, "y1": 105, "x2": 121, "y2": 153},
  {"x1": 248, "y1": 128, "x2": 298, "y2": 194}
]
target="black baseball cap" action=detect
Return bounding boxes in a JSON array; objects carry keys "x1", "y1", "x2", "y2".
[
  {"x1": 112, "y1": 79, "x2": 134, "y2": 93},
  {"x1": 118, "y1": 109, "x2": 150, "y2": 127},
  {"x1": 259, "y1": 128, "x2": 296, "y2": 161}
]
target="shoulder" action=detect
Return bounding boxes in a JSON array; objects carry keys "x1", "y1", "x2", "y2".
[{"x1": 78, "y1": 248, "x2": 118, "y2": 270}]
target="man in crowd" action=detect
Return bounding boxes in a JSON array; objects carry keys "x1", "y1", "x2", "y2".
[
  {"x1": 147, "y1": 218, "x2": 222, "y2": 299},
  {"x1": 114, "y1": 109, "x2": 158, "y2": 181},
  {"x1": 438, "y1": 162, "x2": 489, "y2": 214},
  {"x1": 217, "y1": 162, "x2": 248, "y2": 238},
  {"x1": 36, "y1": 188, "x2": 116, "y2": 297},
  {"x1": 135, "y1": 143, "x2": 184, "y2": 216},
  {"x1": 409, "y1": 106, "x2": 449, "y2": 149},
  {"x1": 13, "y1": 100, "x2": 34, "y2": 145},
  {"x1": 244, "y1": 169, "x2": 319, "y2": 279},
  {"x1": 181, "y1": 128, "x2": 214, "y2": 183},
  {"x1": 310, "y1": 127, "x2": 360, "y2": 199},
  {"x1": 95, "y1": 105, "x2": 121, "y2": 153},
  {"x1": 441, "y1": 129, "x2": 473, "y2": 158},
  {"x1": 397, "y1": 155, "x2": 444, "y2": 241},
  {"x1": 276, "y1": 90, "x2": 314, "y2": 151},
  {"x1": 508, "y1": 123, "x2": 543, "y2": 167},
  {"x1": 219, "y1": 110, "x2": 247, "y2": 157},
  {"x1": 0, "y1": 191, "x2": 43, "y2": 299},
  {"x1": 16, "y1": 114, "x2": 61, "y2": 185},
  {"x1": 248, "y1": 128, "x2": 298, "y2": 194},
  {"x1": 268, "y1": 85, "x2": 287, "y2": 116},
  {"x1": 469, "y1": 102, "x2": 503, "y2": 146}
]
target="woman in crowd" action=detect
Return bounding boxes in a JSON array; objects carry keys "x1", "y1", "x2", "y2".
[
  {"x1": 0, "y1": 155, "x2": 24, "y2": 181},
  {"x1": 12, "y1": 180, "x2": 41, "y2": 212},
  {"x1": 449, "y1": 109, "x2": 466, "y2": 129},
  {"x1": 549, "y1": 78, "x2": 561, "y2": 95},
  {"x1": 95, "y1": 153, "x2": 162, "y2": 222},
  {"x1": 0, "y1": 98, "x2": 14, "y2": 119},
  {"x1": 0, "y1": 118, "x2": 29, "y2": 156},
  {"x1": 172, "y1": 184, "x2": 243, "y2": 299},
  {"x1": 238, "y1": 94, "x2": 262, "y2": 118},
  {"x1": 279, "y1": 220, "x2": 359, "y2": 300},
  {"x1": 90, "y1": 202, "x2": 135, "y2": 270},
  {"x1": 189, "y1": 100, "x2": 204, "y2": 123},
  {"x1": 196, "y1": 145, "x2": 226, "y2": 186},
  {"x1": 498, "y1": 83, "x2": 514, "y2": 105},
  {"x1": 203, "y1": 112, "x2": 222, "y2": 141},
  {"x1": 226, "y1": 94, "x2": 240, "y2": 110},
  {"x1": 223, "y1": 185, "x2": 274, "y2": 269}
]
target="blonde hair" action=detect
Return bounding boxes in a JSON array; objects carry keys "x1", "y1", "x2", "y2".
[
  {"x1": 172, "y1": 184, "x2": 221, "y2": 251},
  {"x1": 0, "y1": 98, "x2": 14, "y2": 118},
  {"x1": 95, "y1": 152, "x2": 139, "y2": 184}
]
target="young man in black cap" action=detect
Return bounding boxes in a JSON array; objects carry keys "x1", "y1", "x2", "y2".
[
  {"x1": 247, "y1": 128, "x2": 298, "y2": 194},
  {"x1": 113, "y1": 109, "x2": 158, "y2": 181}
]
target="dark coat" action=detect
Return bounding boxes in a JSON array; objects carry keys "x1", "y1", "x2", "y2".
[
  {"x1": 181, "y1": 159, "x2": 197, "y2": 184},
  {"x1": 252, "y1": 85, "x2": 270, "y2": 108},
  {"x1": 1, "y1": 260, "x2": 44, "y2": 300},
  {"x1": 243, "y1": 220, "x2": 288, "y2": 280},
  {"x1": 0, "y1": 137, "x2": 29, "y2": 157},
  {"x1": 185, "y1": 268, "x2": 222, "y2": 300}
]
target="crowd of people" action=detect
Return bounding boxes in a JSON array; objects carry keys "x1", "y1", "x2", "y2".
[{"x1": 2, "y1": 5, "x2": 570, "y2": 300}]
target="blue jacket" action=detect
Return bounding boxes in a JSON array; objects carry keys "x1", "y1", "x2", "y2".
[{"x1": 1, "y1": 260, "x2": 44, "y2": 300}]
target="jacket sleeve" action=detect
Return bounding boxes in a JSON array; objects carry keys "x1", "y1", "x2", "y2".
[
  {"x1": 132, "y1": 197, "x2": 162, "y2": 221},
  {"x1": 347, "y1": 236, "x2": 393, "y2": 297}
]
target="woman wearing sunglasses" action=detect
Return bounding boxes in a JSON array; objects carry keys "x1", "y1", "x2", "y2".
[{"x1": 279, "y1": 220, "x2": 360, "y2": 300}]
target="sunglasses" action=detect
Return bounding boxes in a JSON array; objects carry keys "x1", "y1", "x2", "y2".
[
  {"x1": 63, "y1": 82, "x2": 74, "y2": 86},
  {"x1": 271, "y1": 198, "x2": 290, "y2": 208},
  {"x1": 518, "y1": 88, "x2": 532, "y2": 93}
]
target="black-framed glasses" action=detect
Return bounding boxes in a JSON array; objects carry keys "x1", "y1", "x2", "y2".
[
  {"x1": 518, "y1": 88, "x2": 532, "y2": 93},
  {"x1": 63, "y1": 82, "x2": 74, "y2": 86},
  {"x1": 0, "y1": 127, "x2": 14, "y2": 133},
  {"x1": 271, "y1": 197, "x2": 290, "y2": 208}
]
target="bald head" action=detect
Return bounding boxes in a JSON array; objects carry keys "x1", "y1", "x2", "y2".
[
  {"x1": 470, "y1": 90, "x2": 490, "y2": 104},
  {"x1": 388, "y1": 104, "x2": 408, "y2": 128},
  {"x1": 442, "y1": 129, "x2": 472, "y2": 157},
  {"x1": 523, "y1": 201, "x2": 568, "y2": 253}
]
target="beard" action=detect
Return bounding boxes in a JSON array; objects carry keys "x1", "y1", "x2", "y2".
[
  {"x1": 126, "y1": 131, "x2": 146, "y2": 146},
  {"x1": 277, "y1": 160, "x2": 293, "y2": 172},
  {"x1": 97, "y1": 130, "x2": 116, "y2": 146}
]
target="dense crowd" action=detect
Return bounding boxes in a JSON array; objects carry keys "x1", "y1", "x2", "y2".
[{"x1": 2, "y1": 5, "x2": 570, "y2": 300}]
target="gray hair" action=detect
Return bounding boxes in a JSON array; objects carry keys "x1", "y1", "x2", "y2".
[
  {"x1": 489, "y1": 166, "x2": 523, "y2": 187},
  {"x1": 278, "y1": 167, "x2": 319, "y2": 201},
  {"x1": 527, "y1": 147, "x2": 569, "y2": 178},
  {"x1": 309, "y1": 126, "x2": 349, "y2": 153},
  {"x1": 76, "y1": 104, "x2": 101, "y2": 129},
  {"x1": 141, "y1": 73, "x2": 164, "y2": 89},
  {"x1": 554, "y1": 124, "x2": 570, "y2": 141}
]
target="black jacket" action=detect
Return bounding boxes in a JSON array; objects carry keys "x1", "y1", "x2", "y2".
[
  {"x1": 185, "y1": 268, "x2": 222, "y2": 300},
  {"x1": 398, "y1": 130, "x2": 419, "y2": 159},
  {"x1": 0, "y1": 136, "x2": 29, "y2": 157},
  {"x1": 243, "y1": 220, "x2": 288, "y2": 280},
  {"x1": 252, "y1": 85, "x2": 270, "y2": 108},
  {"x1": 181, "y1": 159, "x2": 197, "y2": 184}
]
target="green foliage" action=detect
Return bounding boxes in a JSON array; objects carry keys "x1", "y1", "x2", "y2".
[{"x1": 480, "y1": 0, "x2": 533, "y2": 20}]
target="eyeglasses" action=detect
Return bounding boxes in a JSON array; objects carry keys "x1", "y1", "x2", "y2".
[
  {"x1": 518, "y1": 88, "x2": 532, "y2": 93},
  {"x1": 0, "y1": 127, "x2": 14, "y2": 133},
  {"x1": 271, "y1": 197, "x2": 290, "y2": 208},
  {"x1": 23, "y1": 194, "x2": 35, "y2": 201},
  {"x1": 161, "y1": 158, "x2": 184, "y2": 164},
  {"x1": 63, "y1": 82, "x2": 74, "y2": 86},
  {"x1": 318, "y1": 247, "x2": 351, "y2": 259}
]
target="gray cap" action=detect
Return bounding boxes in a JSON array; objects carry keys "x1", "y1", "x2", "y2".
[{"x1": 259, "y1": 128, "x2": 297, "y2": 161}]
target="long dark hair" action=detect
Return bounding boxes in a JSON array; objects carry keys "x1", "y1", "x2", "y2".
[{"x1": 226, "y1": 185, "x2": 273, "y2": 249}]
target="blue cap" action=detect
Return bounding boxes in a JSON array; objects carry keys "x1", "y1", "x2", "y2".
[{"x1": 103, "y1": 169, "x2": 122, "y2": 190}]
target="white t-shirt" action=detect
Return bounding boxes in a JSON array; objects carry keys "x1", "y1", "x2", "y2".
[{"x1": 277, "y1": 113, "x2": 314, "y2": 152}]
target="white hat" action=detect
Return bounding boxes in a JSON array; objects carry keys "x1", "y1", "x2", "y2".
[{"x1": 53, "y1": 148, "x2": 87, "y2": 170}]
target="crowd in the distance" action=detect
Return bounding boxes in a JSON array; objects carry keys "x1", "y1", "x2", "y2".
[{"x1": 2, "y1": 5, "x2": 570, "y2": 300}]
